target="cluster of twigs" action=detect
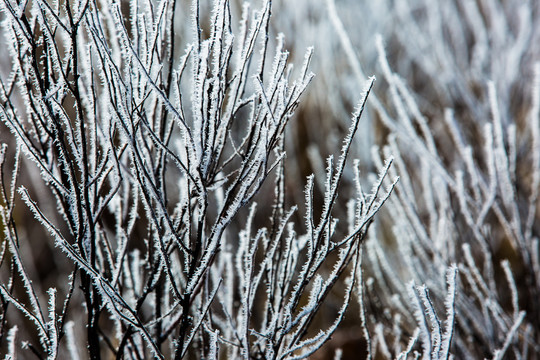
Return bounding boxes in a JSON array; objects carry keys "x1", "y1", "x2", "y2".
[{"x1": 0, "y1": 0, "x2": 395, "y2": 358}]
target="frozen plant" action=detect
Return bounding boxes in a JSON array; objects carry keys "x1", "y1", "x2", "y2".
[{"x1": 0, "y1": 0, "x2": 395, "y2": 358}]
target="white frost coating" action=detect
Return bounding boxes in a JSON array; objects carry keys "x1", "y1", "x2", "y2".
[
  {"x1": 408, "y1": 281, "x2": 431, "y2": 360},
  {"x1": 439, "y1": 265, "x2": 458, "y2": 360},
  {"x1": 65, "y1": 321, "x2": 81, "y2": 360},
  {"x1": 5, "y1": 326, "x2": 18, "y2": 360},
  {"x1": 46, "y1": 288, "x2": 58, "y2": 360}
]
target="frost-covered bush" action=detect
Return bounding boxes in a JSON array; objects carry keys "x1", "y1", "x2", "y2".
[
  {"x1": 1, "y1": 0, "x2": 539, "y2": 359},
  {"x1": 0, "y1": 0, "x2": 394, "y2": 358}
]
